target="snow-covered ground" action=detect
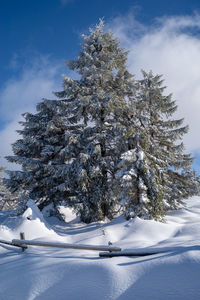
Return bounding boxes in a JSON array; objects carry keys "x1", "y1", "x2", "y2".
[{"x1": 1, "y1": 197, "x2": 200, "y2": 300}]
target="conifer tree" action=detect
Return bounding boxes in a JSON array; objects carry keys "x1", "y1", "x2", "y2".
[
  {"x1": 55, "y1": 20, "x2": 135, "y2": 222},
  {"x1": 117, "y1": 70, "x2": 194, "y2": 220},
  {"x1": 5, "y1": 21, "x2": 135, "y2": 221},
  {"x1": 5, "y1": 99, "x2": 80, "y2": 215}
]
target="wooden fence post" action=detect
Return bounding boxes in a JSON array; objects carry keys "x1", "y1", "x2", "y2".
[{"x1": 20, "y1": 232, "x2": 27, "y2": 252}]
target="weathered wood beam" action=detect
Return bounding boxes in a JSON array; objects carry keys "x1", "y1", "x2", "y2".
[
  {"x1": 0, "y1": 239, "x2": 28, "y2": 250},
  {"x1": 12, "y1": 239, "x2": 121, "y2": 252},
  {"x1": 99, "y1": 251, "x2": 160, "y2": 258}
]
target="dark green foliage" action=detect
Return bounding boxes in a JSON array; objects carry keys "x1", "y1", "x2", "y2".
[
  {"x1": 116, "y1": 70, "x2": 195, "y2": 220},
  {"x1": 55, "y1": 21, "x2": 135, "y2": 222},
  {"x1": 5, "y1": 100, "x2": 79, "y2": 216}
]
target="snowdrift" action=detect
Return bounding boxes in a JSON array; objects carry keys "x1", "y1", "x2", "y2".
[{"x1": 0, "y1": 197, "x2": 200, "y2": 299}]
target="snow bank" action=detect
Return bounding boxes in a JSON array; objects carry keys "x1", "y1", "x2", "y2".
[
  {"x1": 0, "y1": 199, "x2": 61, "y2": 242},
  {"x1": 0, "y1": 196, "x2": 200, "y2": 299}
]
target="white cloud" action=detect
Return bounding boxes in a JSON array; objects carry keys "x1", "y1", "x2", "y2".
[
  {"x1": 0, "y1": 56, "x2": 63, "y2": 170},
  {"x1": 109, "y1": 13, "x2": 200, "y2": 155},
  {"x1": 0, "y1": 120, "x2": 21, "y2": 171}
]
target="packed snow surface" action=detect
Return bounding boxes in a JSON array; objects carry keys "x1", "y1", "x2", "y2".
[{"x1": 1, "y1": 197, "x2": 200, "y2": 299}]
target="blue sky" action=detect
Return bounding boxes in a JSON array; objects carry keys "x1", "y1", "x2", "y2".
[
  {"x1": 1, "y1": 0, "x2": 200, "y2": 86},
  {"x1": 1, "y1": 0, "x2": 200, "y2": 172}
]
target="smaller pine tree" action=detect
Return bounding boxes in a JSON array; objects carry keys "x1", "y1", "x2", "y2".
[
  {"x1": 116, "y1": 70, "x2": 195, "y2": 220},
  {"x1": 5, "y1": 99, "x2": 79, "y2": 216}
]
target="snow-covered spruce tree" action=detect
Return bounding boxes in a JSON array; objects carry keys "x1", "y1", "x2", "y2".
[
  {"x1": 116, "y1": 70, "x2": 194, "y2": 221},
  {"x1": 5, "y1": 99, "x2": 80, "y2": 216},
  {"x1": 55, "y1": 21, "x2": 135, "y2": 222}
]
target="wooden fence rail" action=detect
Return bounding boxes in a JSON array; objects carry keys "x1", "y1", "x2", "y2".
[
  {"x1": 99, "y1": 251, "x2": 160, "y2": 258},
  {"x1": 0, "y1": 239, "x2": 28, "y2": 250},
  {"x1": 12, "y1": 238, "x2": 121, "y2": 252}
]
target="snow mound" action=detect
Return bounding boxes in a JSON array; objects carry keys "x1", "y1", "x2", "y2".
[
  {"x1": 13, "y1": 199, "x2": 58, "y2": 241},
  {"x1": 0, "y1": 225, "x2": 13, "y2": 241},
  {"x1": 23, "y1": 199, "x2": 47, "y2": 221},
  {"x1": 102, "y1": 216, "x2": 180, "y2": 248},
  {"x1": 0, "y1": 200, "x2": 60, "y2": 242},
  {"x1": 1, "y1": 197, "x2": 200, "y2": 299}
]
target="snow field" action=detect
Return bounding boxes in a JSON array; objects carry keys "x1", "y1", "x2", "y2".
[{"x1": 0, "y1": 196, "x2": 200, "y2": 299}]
